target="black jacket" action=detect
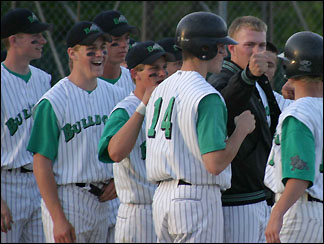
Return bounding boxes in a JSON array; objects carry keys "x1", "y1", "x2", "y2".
[{"x1": 207, "y1": 59, "x2": 281, "y2": 206}]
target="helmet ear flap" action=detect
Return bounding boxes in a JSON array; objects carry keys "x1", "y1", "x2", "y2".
[
  {"x1": 199, "y1": 44, "x2": 218, "y2": 60},
  {"x1": 185, "y1": 38, "x2": 218, "y2": 60}
]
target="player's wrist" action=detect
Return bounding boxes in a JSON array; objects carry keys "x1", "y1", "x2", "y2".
[{"x1": 136, "y1": 101, "x2": 146, "y2": 116}]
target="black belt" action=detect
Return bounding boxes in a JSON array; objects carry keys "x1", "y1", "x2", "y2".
[
  {"x1": 7, "y1": 167, "x2": 33, "y2": 173},
  {"x1": 157, "y1": 179, "x2": 192, "y2": 186},
  {"x1": 178, "y1": 180, "x2": 192, "y2": 185},
  {"x1": 308, "y1": 194, "x2": 323, "y2": 203},
  {"x1": 75, "y1": 183, "x2": 103, "y2": 197}
]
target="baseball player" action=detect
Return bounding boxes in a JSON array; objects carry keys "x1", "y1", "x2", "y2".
[
  {"x1": 121, "y1": 38, "x2": 137, "y2": 68},
  {"x1": 207, "y1": 16, "x2": 293, "y2": 243},
  {"x1": 157, "y1": 37, "x2": 183, "y2": 76},
  {"x1": 94, "y1": 10, "x2": 138, "y2": 98},
  {"x1": 26, "y1": 21, "x2": 124, "y2": 243},
  {"x1": 264, "y1": 31, "x2": 323, "y2": 243},
  {"x1": 93, "y1": 12, "x2": 139, "y2": 241},
  {"x1": 145, "y1": 12, "x2": 256, "y2": 243},
  {"x1": 1, "y1": 8, "x2": 51, "y2": 243},
  {"x1": 98, "y1": 41, "x2": 172, "y2": 243},
  {"x1": 265, "y1": 41, "x2": 279, "y2": 88}
]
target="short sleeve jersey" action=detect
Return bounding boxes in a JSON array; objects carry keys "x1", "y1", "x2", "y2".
[
  {"x1": 1, "y1": 63, "x2": 51, "y2": 169},
  {"x1": 145, "y1": 70, "x2": 231, "y2": 188},
  {"x1": 27, "y1": 77, "x2": 124, "y2": 184},
  {"x1": 264, "y1": 97, "x2": 323, "y2": 201}
]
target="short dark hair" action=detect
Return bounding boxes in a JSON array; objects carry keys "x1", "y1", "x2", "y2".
[{"x1": 266, "y1": 41, "x2": 278, "y2": 54}]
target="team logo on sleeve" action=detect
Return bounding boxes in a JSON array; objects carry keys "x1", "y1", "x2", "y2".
[{"x1": 290, "y1": 155, "x2": 309, "y2": 171}]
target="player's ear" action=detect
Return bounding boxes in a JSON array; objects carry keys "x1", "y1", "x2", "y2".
[
  {"x1": 227, "y1": 44, "x2": 236, "y2": 54},
  {"x1": 8, "y1": 35, "x2": 18, "y2": 47},
  {"x1": 130, "y1": 68, "x2": 138, "y2": 81},
  {"x1": 67, "y1": 47, "x2": 77, "y2": 61}
]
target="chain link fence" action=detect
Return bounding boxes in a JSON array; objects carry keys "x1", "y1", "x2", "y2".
[{"x1": 1, "y1": 1, "x2": 323, "y2": 91}]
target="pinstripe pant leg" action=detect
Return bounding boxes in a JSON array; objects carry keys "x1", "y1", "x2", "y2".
[
  {"x1": 21, "y1": 177, "x2": 45, "y2": 243},
  {"x1": 279, "y1": 200, "x2": 323, "y2": 243},
  {"x1": 153, "y1": 181, "x2": 224, "y2": 243},
  {"x1": 1, "y1": 170, "x2": 45, "y2": 243},
  {"x1": 223, "y1": 201, "x2": 270, "y2": 243},
  {"x1": 115, "y1": 203, "x2": 157, "y2": 243},
  {"x1": 107, "y1": 197, "x2": 120, "y2": 243}
]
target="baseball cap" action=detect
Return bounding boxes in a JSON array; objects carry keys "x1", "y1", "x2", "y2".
[
  {"x1": 93, "y1": 10, "x2": 138, "y2": 37},
  {"x1": 66, "y1": 21, "x2": 112, "y2": 48},
  {"x1": 157, "y1": 37, "x2": 182, "y2": 61},
  {"x1": 126, "y1": 41, "x2": 173, "y2": 69},
  {"x1": 1, "y1": 8, "x2": 51, "y2": 39},
  {"x1": 129, "y1": 38, "x2": 137, "y2": 49}
]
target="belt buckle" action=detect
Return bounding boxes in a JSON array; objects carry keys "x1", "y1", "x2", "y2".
[
  {"x1": 89, "y1": 184, "x2": 103, "y2": 197},
  {"x1": 82, "y1": 183, "x2": 91, "y2": 191}
]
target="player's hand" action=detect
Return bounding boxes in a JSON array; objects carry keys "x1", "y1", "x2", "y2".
[
  {"x1": 142, "y1": 84, "x2": 158, "y2": 105},
  {"x1": 1, "y1": 198, "x2": 13, "y2": 233},
  {"x1": 53, "y1": 218, "x2": 76, "y2": 243},
  {"x1": 98, "y1": 179, "x2": 117, "y2": 202},
  {"x1": 234, "y1": 110, "x2": 256, "y2": 135},
  {"x1": 281, "y1": 80, "x2": 295, "y2": 100},
  {"x1": 249, "y1": 51, "x2": 270, "y2": 77},
  {"x1": 265, "y1": 211, "x2": 283, "y2": 243}
]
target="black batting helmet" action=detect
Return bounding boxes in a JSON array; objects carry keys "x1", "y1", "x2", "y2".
[
  {"x1": 175, "y1": 11, "x2": 237, "y2": 60},
  {"x1": 278, "y1": 31, "x2": 323, "y2": 79}
]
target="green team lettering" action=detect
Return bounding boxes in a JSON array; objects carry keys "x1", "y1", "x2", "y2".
[
  {"x1": 62, "y1": 114, "x2": 107, "y2": 142},
  {"x1": 161, "y1": 97, "x2": 175, "y2": 139},
  {"x1": 102, "y1": 115, "x2": 108, "y2": 125},
  {"x1": 5, "y1": 118, "x2": 18, "y2": 136},
  {"x1": 140, "y1": 141, "x2": 146, "y2": 160},
  {"x1": 148, "y1": 97, "x2": 163, "y2": 138},
  {"x1": 62, "y1": 123, "x2": 74, "y2": 142},
  {"x1": 72, "y1": 122, "x2": 81, "y2": 134},
  {"x1": 22, "y1": 109, "x2": 32, "y2": 119},
  {"x1": 148, "y1": 97, "x2": 175, "y2": 139},
  {"x1": 5, "y1": 105, "x2": 34, "y2": 136},
  {"x1": 95, "y1": 115, "x2": 101, "y2": 125}
]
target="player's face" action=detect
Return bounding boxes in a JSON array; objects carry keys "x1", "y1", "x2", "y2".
[
  {"x1": 13, "y1": 33, "x2": 47, "y2": 60},
  {"x1": 264, "y1": 50, "x2": 278, "y2": 81},
  {"x1": 229, "y1": 27, "x2": 266, "y2": 69},
  {"x1": 74, "y1": 37, "x2": 108, "y2": 78},
  {"x1": 166, "y1": 60, "x2": 183, "y2": 77},
  {"x1": 106, "y1": 32, "x2": 130, "y2": 64},
  {"x1": 208, "y1": 44, "x2": 227, "y2": 73},
  {"x1": 137, "y1": 57, "x2": 168, "y2": 88}
]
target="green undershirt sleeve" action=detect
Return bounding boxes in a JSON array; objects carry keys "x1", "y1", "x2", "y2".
[
  {"x1": 281, "y1": 116, "x2": 315, "y2": 188},
  {"x1": 27, "y1": 99, "x2": 60, "y2": 161},
  {"x1": 98, "y1": 108, "x2": 130, "y2": 163},
  {"x1": 197, "y1": 93, "x2": 227, "y2": 155}
]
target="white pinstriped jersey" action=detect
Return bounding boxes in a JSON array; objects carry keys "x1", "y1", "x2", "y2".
[
  {"x1": 113, "y1": 66, "x2": 135, "y2": 98},
  {"x1": 111, "y1": 92, "x2": 156, "y2": 204},
  {"x1": 145, "y1": 70, "x2": 231, "y2": 188},
  {"x1": 273, "y1": 91, "x2": 294, "y2": 112},
  {"x1": 36, "y1": 77, "x2": 124, "y2": 185},
  {"x1": 264, "y1": 97, "x2": 323, "y2": 200},
  {"x1": 1, "y1": 64, "x2": 51, "y2": 169}
]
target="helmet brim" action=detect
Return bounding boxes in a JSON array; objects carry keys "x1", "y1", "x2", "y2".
[
  {"x1": 277, "y1": 52, "x2": 290, "y2": 62},
  {"x1": 213, "y1": 36, "x2": 238, "y2": 45}
]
